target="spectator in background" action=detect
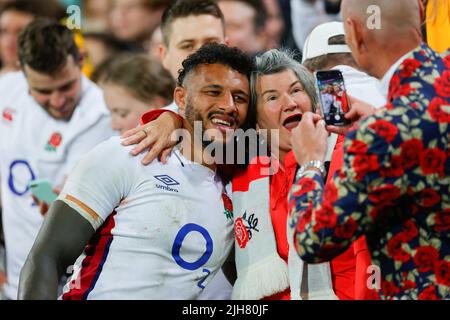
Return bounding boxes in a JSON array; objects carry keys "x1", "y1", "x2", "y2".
[
  {"x1": 109, "y1": 0, "x2": 169, "y2": 51},
  {"x1": 147, "y1": 25, "x2": 162, "y2": 60},
  {"x1": 290, "y1": 0, "x2": 340, "y2": 52},
  {"x1": 0, "y1": 0, "x2": 65, "y2": 75},
  {"x1": 302, "y1": 21, "x2": 386, "y2": 300},
  {"x1": 289, "y1": 0, "x2": 449, "y2": 300},
  {"x1": 262, "y1": 0, "x2": 284, "y2": 50},
  {"x1": 276, "y1": 0, "x2": 302, "y2": 56},
  {"x1": 217, "y1": 0, "x2": 267, "y2": 56},
  {"x1": 100, "y1": 54, "x2": 174, "y2": 134},
  {"x1": 83, "y1": 32, "x2": 129, "y2": 70},
  {"x1": 83, "y1": 0, "x2": 112, "y2": 33},
  {"x1": 156, "y1": 0, "x2": 227, "y2": 107},
  {"x1": 0, "y1": 18, "x2": 113, "y2": 300}
]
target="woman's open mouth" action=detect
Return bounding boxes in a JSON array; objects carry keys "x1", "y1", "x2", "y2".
[{"x1": 283, "y1": 114, "x2": 302, "y2": 131}]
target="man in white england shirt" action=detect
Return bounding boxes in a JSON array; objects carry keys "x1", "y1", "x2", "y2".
[
  {"x1": 123, "y1": 0, "x2": 234, "y2": 299},
  {"x1": 0, "y1": 19, "x2": 114, "y2": 300},
  {"x1": 18, "y1": 43, "x2": 253, "y2": 300}
]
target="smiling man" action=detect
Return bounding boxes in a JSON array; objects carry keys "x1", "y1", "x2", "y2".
[
  {"x1": 18, "y1": 43, "x2": 253, "y2": 300},
  {"x1": 0, "y1": 18, "x2": 113, "y2": 300}
]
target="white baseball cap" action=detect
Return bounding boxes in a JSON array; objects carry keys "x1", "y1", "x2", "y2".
[{"x1": 302, "y1": 21, "x2": 352, "y2": 63}]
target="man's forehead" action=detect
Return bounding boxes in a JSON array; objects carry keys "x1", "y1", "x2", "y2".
[
  {"x1": 25, "y1": 59, "x2": 80, "y2": 89},
  {"x1": 170, "y1": 15, "x2": 224, "y2": 42},
  {"x1": 188, "y1": 64, "x2": 249, "y2": 88}
]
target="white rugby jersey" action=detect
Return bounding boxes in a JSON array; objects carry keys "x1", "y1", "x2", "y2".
[
  {"x1": 59, "y1": 137, "x2": 234, "y2": 300},
  {"x1": 0, "y1": 72, "x2": 114, "y2": 299}
]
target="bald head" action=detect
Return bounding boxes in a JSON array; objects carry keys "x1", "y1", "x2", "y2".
[
  {"x1": 342, "y1": 0, "x2": 422, "y2": 40},
  {"x1": 341, "y1": 0, "x2": 423, "y2": 79}
]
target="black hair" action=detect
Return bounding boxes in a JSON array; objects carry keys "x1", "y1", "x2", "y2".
[{"x1": 177, "y1": 43, "x2": 253, "y2": 87}]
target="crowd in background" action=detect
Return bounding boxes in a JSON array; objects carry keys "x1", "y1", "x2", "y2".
[{"x1": 0, "y1": 0, "x2": 449, "y2": 300}]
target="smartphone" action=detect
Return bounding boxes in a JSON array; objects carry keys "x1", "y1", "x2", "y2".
[
  {"x1": 315, "y1": 70, "x2": 351, "y2": 126},
  {"x1": 29, "y1": 179, "x2": 58, "y2": 204}
]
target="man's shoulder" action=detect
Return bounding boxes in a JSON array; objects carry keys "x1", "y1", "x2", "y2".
[
  {"x1": 90, "y1": 136, "x2": 178, "y2": 172},
  {"x1": 0, "y1": 72, "x2": 28, "y2": 99},
  {"x1": 0, "y1": 71, "x2": 26, "y2": 84}
]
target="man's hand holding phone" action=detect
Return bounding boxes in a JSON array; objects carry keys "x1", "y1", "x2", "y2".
[{"x1": 29, "y1": 179, "x2": 60, "y2": 216}]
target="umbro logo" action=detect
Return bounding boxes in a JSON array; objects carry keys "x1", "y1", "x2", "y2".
[
  {"x1": 155, "y1": 175, "x2": 180, "y2": 186},
  {"x1": 154, "y1": 175, "x2": 179, "y2": 193}
]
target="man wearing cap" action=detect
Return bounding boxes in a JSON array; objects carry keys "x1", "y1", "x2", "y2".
[{"x1": 302, "y1": 21, "x2": 385, "y2": 108}]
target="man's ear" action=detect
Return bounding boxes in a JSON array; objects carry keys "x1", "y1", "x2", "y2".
[
  {"x1": 174, "y1": 86, "x2": 187, "y2": 118},
  {"x1": 418, "y1": 0, "x2": 425, "y2": 23},
  {"x1": 345, "y1": 18, "x2": 365, "y2": 55}
]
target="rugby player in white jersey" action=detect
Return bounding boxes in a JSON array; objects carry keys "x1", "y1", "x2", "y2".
[
  {"x1": 124, "y1": 0, "x2": 235, "y2": 299},
  {"x1": 0, "y1": 19, "x2": 114, "y2": 300},
  {"x1": 18, "y1": 43, "x2": 253, "y2": 300}
]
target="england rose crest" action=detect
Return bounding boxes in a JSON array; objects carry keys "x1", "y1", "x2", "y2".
[
  {"x1": 234, "y1": 217, "x2": 249, "y2": 249},
  {"x1": 222, "y1": 192, "x2": 233, "y2": 221},
  {"x1": 45, "y1": 132, "x2": 63, "y2": 152}
]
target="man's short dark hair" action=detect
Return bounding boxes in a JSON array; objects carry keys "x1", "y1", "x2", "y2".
[
  {"x1": 160, "y1": 0, "x2": 225, "y2": 46},
  {"x1": 0, "y1": 0, "x2": 66, "y2": 21},
  {"x1": 177, "y1": 43, "x2": 254, "y2": 87},
  {"x1": 18, "y1": 18, "x2": 80, "y2": 75},
  {"x1": 141, "y1": 0, "x2": 172, "y2": 10},
  {"x1": 219, "y1": 0, "x2": 267, "y2": 32},
  {"x1": 303, "y1": 35, "x2": 357, "y2": 72}
]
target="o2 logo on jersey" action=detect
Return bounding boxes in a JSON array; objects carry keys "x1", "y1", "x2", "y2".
[
  {"x1": 171, "y1": 223, "x2": 213, "y2": 290},
  {"x1": 8, "y1": 160, "x2": 36, "y2": 196}
]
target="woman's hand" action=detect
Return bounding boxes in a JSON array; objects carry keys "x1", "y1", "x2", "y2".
[
  {"x1": 291, "y1": 112, "x2": 329, "y2": 166},
  {"x1": 121, "y1": 111, "x2": 183, "y2": 165}
]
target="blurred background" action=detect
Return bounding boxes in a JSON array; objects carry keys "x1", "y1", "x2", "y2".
[
  {"x1": 0, "y1": 0, "x2": 448, "y2": 79},
  {"x1": 0, "y1": 0, "x2": 350, "y2": 78}
]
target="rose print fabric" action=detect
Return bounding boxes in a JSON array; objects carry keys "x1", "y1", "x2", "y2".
[{"x1": 289, "y1": 44, "x2": 450, "y2": 300}]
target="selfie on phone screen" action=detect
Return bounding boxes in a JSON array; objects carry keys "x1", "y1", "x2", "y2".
[{"x1": 316, "y1": 70, "x2": 350, "y2": 126}]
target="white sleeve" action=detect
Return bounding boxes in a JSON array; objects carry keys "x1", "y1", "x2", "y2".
[
  {"x1": 58, "y1": 137, "x2": 137, "y2": 230},
  {"x1": 164, "y1": 101, "x2": 179, "y2": 113}
]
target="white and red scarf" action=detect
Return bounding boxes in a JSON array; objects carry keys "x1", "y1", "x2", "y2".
[{"x1": 231, "y1": 154, "x2": 338, "y2": 300}]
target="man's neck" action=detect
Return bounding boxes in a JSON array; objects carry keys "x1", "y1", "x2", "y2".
[
  {"x1": 373, "y1": 38, "x2": 423, "y2": 80},
  {"x1": 179, "y1": 125, "x2": 217, "y2": 172}
]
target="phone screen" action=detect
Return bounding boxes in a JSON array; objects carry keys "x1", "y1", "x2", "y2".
[
  {"x1": 29, "y1": 179, "x2": 58, "y2": 204},
  {"x1": 316, "y1": 70, "x2": 351, "y2": 126}
]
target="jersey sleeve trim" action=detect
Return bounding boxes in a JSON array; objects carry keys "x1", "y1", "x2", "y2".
[{"x1": 59, "y1": 194, "x2": 105, "y2": 230}]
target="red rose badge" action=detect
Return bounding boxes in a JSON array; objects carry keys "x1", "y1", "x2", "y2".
[
  {"x1": 50, "y1": 133, "x2": 62, "y2": 148},
  {"x1": 45, "y1": 132, "x2": 63, "y2": 152},
  {"x1": 234, "y1": 217, "x2": 249, "y2": 249}
]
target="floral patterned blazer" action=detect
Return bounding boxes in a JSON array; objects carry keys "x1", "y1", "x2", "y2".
[{"x1": 288, "y1": 43, "x2": 449, "y2": 300}]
